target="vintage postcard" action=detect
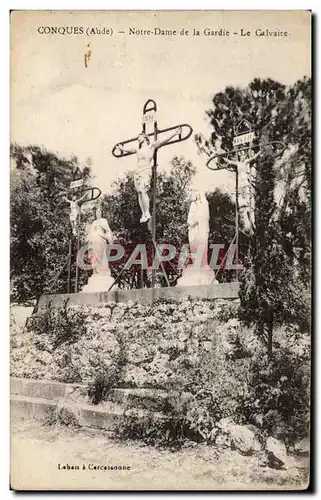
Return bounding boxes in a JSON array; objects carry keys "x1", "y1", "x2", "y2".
[{"x1": 10, "y1": 10, "x2": 311, "y2": 490}]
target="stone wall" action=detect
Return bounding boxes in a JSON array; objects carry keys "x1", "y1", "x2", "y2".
[{"x1": 11, "y1": 297, "x2": 240, "y2": 390}]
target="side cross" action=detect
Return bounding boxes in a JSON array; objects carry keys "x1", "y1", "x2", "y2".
[{"x1": 54, "y1": 167, "x2": 102, "y2": 293}]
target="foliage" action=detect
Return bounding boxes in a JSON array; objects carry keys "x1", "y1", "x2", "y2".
[
  {"x1": 115, "y1": 314, "x2": 309, "y2": 447},
  {"x1": 115, "y1": 409, "x2": 197, "y2": 450},
  {"x1": 28, "y1": 300, "x2": 87, "y2": 350},
  {"x1": 241, "y1": 326, "x2": 310, "y2": 444},
  {"x1": 86, "y1": 332, "x2": 127, "y2": 405}
]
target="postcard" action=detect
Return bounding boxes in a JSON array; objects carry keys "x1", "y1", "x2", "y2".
[{"x1": 10, "y1": 10, "x2": 311, "y2": 490}]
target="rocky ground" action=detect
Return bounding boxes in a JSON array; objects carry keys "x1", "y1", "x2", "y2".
[{"x1": 11, "y1": 420, "x2": 309, "y2": 491}]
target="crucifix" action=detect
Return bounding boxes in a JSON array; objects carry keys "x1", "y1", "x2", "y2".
[
  {"x1": 112, "y1": 99, "x2": 193, "y2": 288},
  {"x1": 53, "y1": 167, "x2": 102, "y2": 293},
  {"x1": 206, "y1": 119, "x2": 285, "y2": 281}
]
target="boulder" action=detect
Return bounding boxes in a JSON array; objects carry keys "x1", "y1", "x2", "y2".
[
  {"x1": 216, "y1": 419, "x2": 261, "y2": 455},
  {"x1": 229, "y1": 424, "x2": 262, "y2": 455},
  {"x1": 265, "y1": 436, "x2": 288, "y2": 469}
]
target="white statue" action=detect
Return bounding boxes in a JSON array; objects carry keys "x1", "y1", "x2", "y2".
[
  {"x1": 82, "y1": 206, "x2": 115, "y2": 292},
  {"x1": 187, "y1": 188, "x2": 210, "y2": 266},
  {"x1": 118, "y1": 128, "x2": 182, "y2": 223},
  {"x1": 177, "y1": 187, "x2": 217, "y2": 287}
]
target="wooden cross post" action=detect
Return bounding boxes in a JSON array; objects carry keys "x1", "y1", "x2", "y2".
[
  {"x1": 112, "y1": 99, "x2": 193, "y2": 289},
  {"x1": 142, "y1": 100, "x2": 158, "y2": 287}
]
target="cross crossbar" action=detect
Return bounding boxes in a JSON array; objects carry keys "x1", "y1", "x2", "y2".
[
  {"x1": 54, "y1": 186, "x2": 102, "y2": 204},
  {"x1": 206, "y1": 141, "x2": 285, "y2": 170},
  {"x1": 112, "y1": 124, "x2": 193, "y2": 158}
]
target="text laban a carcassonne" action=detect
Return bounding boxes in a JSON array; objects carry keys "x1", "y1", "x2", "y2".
[{"x1": 57, "y1": 463, "x2": 131, "y2": 471}]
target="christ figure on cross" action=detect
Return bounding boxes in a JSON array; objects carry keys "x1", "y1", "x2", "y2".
[
  {"x1": 224, "y1": 149, "x2": 261, "y2": 187},
  {"x1": 118, "y1": 127, "x2": 182, "y2": 223},
  {"x1": 222, "y1": 149, "x2": 261, "y2": 233},
  {"x1": 63, "y1": 192, "x2": 88, "y2": 236}
]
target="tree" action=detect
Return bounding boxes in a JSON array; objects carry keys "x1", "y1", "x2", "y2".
[
  {"x1": 196, "y1": 77, "x2": 311, "y2": 355},
  {"x1": 10, "y1": 144, "x2": 93, "y2": 302}
]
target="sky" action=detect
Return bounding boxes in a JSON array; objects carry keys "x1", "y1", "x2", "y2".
[{"x1": 11, "y1": 10, "x2": 311, "y2": 199}]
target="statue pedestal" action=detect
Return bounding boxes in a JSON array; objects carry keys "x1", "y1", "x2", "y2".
[
  {"x1": 177, "y1": 265, "x2": 218, "y2": 287},
  {"x1": 82, "y1": 273, "x2": 115, "y2": 293}
]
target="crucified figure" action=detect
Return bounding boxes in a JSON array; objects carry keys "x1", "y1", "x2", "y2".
[
  {"x1": 223, "y1": 149, "x2": 261, "y2": 171},
  {"x1": 63, "y1": 192, "x2": 88, "y2": 236},
  {"x1": 222, "y1": 149, "x2": 261, "y2": 233},
  {"x1": 118, "y1": 127, "x2": 182, "y2": 223}
]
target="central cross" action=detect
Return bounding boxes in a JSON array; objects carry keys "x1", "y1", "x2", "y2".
[{"x1": 112, "y1": 99, "x2": 193, "y2": 288}]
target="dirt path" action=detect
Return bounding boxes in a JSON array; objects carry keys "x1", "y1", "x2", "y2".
[{"x1": 11, "y1": 420, "x2": 308, "y2": 491}]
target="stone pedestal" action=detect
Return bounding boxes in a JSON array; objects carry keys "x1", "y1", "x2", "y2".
[
  {"x1": 82, "y1": 273, "x2": 115, "y2": 293},
  {"x1": 176, "y1": 265, "x2": 218, "y2": 287}
]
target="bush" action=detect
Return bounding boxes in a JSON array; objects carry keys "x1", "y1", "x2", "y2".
[
  {"x1": 242, "y1": 326, "x2": 310, "y2": 444},
  {"x1": 28, "y1": 300, "x2": 87, "y2": 350},
  {"x1": 117, "y1": 319, "x2": 309, "y2": 447},
  {"x1": 115, "y1": 409, "x2": 196, "y2": 450}
]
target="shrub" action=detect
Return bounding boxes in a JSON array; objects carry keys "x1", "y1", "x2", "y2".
[
  {"x1": 242, "y1": 326, "x2": 310, "y2": 444},
  {"x1": 117, "y1": 319, "x2": 309, "y2": 447},
  {"x1": 84, "y1": 333, "x2": 127, "y2": 405},
  {"x1": 28, "y1": 300, "x2": 87, "y2": 350},
  {"x1": 115, "y1": 409, "x2": 196, "y2": 449}
]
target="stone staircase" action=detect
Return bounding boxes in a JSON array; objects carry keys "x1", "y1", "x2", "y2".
[{"x1": 10, "y1": 377, "x2": 168, "y2": 431}]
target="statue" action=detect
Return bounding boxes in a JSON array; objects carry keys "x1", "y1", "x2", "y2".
[
  {"x1": 118, "y1": 128, "x2": 182, "y2": 223},
  {"x1": 187, "y1": 188, "x2": 210, "y2": 264},
  {"x1": 82, "y1": 206, "x2": 115, "y2": 292},
  {"x1": 63, "y1": 192, "x2": 88, "y2": 236},
  {"x1": 177, "y1": 187, "x2": 217, "y2": 287}
]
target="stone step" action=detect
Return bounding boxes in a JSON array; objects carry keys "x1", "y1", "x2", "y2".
[
  {"x1": 10, "y1": 378, "x2": 169, "y2": 432},
  {"x1": 10, "y1": 377, "x2": 82, "y2": 400},
  {"x1": 11, "y1": 394, "x2": 57, "y2": 422},
  {"x1": 10, "y1": 378, "x2": 170, "y2": 411},
  {"x1": 10, "y1": 394, "x2": 123, "y2": 431},
  {"x1": 11, "y1": 393, "x2": 167, "y2": 431}
]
